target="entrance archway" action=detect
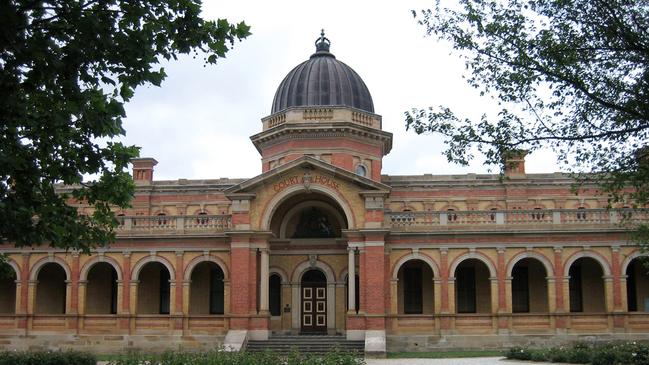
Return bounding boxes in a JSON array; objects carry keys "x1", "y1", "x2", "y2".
[{"x1": 300, "y1": 269, "x2": 327, "y2": 333}]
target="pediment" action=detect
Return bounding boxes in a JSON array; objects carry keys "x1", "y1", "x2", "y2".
[{"x1": 224, "y1": 156, "x2": 390, "y2": 196}]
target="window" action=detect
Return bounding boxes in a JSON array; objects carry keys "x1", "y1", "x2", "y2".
[
  {"x1": 489, "y1": 208, "x2": 498, "y2": 222},
  {"x1": 447, "y1": 209, "x2": 457, "y2": 222},
  {"x1": 156, "y1": 212, "x2": 167, "y2": 226},
  {"x1": 512, "y1": 266, "x2": 529, "y2": 313},
  {"x1": 269, "y1": 274, "x2": 282, "y2": 316},
  {"x1": 403, "y1": 267, "x2": 423, "y2": 314},
  {"x1": 355, "y1": 164, "x2": 368, "y2": 177},
  {"x1": 622, "y1": 206, "x2": 633, "y2": 220},
  {"x1": 456, "y1": 266, "x2": 476, "y2": 313},
  {"x1": 531, "y1": 207, "x2": 545, "y2": 220},
  {"x1": 576, "y1": 207, "x2": 587, "y2": 220},
  {"x1": 116, "y1": 213, "x2": 125, "y2": 226},
  {"x1": 197, "y1": 211, "x2": 208, "y2": 225}
]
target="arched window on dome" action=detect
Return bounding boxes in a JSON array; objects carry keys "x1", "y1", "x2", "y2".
[{"x1": 355, "y1": 164, "x2": 368, "y2": 177}]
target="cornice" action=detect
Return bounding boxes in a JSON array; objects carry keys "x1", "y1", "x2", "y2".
[{"x1": 250, "y1": 122, "x2": 393, "y2": 156}]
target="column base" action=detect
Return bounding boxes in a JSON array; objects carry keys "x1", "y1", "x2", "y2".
[{"x1": 364, "y1": 330, "x2": 386, "y2": 358}]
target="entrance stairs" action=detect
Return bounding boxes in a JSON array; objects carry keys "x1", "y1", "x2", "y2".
[{"x1": 246, "y1": 335, "x2": 364, "y2": 356}]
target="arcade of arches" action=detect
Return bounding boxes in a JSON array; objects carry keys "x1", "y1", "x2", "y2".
[{"x1": 2, "y1": 34, "x2": 649, "y2": 353}]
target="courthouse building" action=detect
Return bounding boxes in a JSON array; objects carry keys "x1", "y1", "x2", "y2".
[{"x1": 1, "y1": 34, "x2": 649, "y2": 354}]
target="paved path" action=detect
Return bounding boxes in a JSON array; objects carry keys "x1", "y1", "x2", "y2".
[{"x1": 366, "y1": 357, "x2": 548, "y2": 365}]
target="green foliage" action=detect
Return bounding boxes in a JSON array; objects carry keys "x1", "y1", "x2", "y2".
[
  {"x1": 406, "y1": 0, "x2": 649, "y2": 208},
  {"x1": 107, "y1": 349, "x2": 364, "y2": 365},
  {"x1": 0, "y1": 350, "x2": 96, "y2": 365},
  {"x1": 506, "y1": 342, "x2": 649, "y2": 364},
  {"x1": 0, "y1": 1, "x2": 250, "y2": 252}
]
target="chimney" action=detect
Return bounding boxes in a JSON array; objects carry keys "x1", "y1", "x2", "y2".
[
  {"x1": 503, "y1": 150, "x2": 527, "y2": 178},
  {"x1": 131, "y1": 158, "x2": 158, "y2": 185}
]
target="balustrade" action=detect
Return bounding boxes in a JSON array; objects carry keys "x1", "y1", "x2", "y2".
[
  {"x1": 386, "y1": 208, "x2": 649, "y2": 231},
  {"x1": 116, "y1": 215, "x2": 231, "y2": 235}
]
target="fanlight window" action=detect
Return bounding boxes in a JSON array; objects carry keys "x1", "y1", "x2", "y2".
[{"x1": 292, "y1": 208, "x2": 335, "y2": 238}]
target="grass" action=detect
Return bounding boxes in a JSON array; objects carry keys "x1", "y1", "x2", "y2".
[{"x1": 388, "y1": 350, "x2": 504, "y2": 358}]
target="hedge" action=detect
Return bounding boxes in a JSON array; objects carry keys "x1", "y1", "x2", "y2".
[
  {"x1": 506, "y1": 342, "x2": 649, "y2": 365},
  {"x1": 0, "y1": 350, "x2": 96, "y2": 365},
  {"x1": 107, "y1": 348, "x2": 364, "y2": 365}
]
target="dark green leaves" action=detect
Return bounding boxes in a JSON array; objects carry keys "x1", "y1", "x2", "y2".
[
  {"x1": 0, "y1": 0, "x2": 250, "y2": 252},
  {"x1": 407, "y1": 0, "x2": 649, "y2": 206}
]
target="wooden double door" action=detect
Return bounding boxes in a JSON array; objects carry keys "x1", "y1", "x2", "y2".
[{"x1": 301, "y1": 269, "x2": 327, "y2": 333}]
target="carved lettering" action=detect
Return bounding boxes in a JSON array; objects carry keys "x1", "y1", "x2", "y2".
[{"x1": 272, "y1": 174, "x2": 340, "y2": 193}]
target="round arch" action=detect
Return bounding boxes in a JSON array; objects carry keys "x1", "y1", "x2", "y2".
[
  {"x1": 291, "y1": 259, "x2": 336, "y2": 284},
  {"x1": 270, "y1": 266, "x2": 289, "y2": 284},
  {"x1": 449, "y1": 252, "x2": 497, "y2": 278},
  {"x1": 2, "y1": 259, "x2": 21, "y2": 280},
  {"x1": 261, "y1": 184, "x2": 356, "y2": 231},
  {"x1": 622, "y1": 251, "x2": 649, "y2": 274},
  {"x1": 131, "y1": 255, "x2": 175, "y2": 280},
  {"x1": 183, "y1": 255, "x2": 229, "y2": 281},
  {"x1": 79, "y1": 255, "x2": 123, "y2": 281},
  {"x1": 563, "y1": 251, "x2": 612, "y2": 277},
  {"x1": 506, "y1": 251, "x2": 554, "y2": 278},
  {"x1": 279, "y1": 200, "x2": 347, "y2": 238},
  {"x1": 30, "y1": 256, "x2": 71, "y2": 281},
  {"x1": 392, "y1": 252, "x2": 440, "y2": 279}
]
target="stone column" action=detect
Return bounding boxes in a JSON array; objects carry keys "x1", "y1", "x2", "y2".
[
  {"x1": 260, "y1": 248, "x2": 270, "y2": 314},
  {"x1": 347, "y1": 247, "x2": 356, "y2": 313},
  {"x1": 70, "y1": 253, "x2": 80, "y2": 315},
  {"x1": 121, "y1": 252, "x2": 131, "y2": 314}
]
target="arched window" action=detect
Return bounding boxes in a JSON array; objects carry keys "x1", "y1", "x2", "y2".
[
  {"x1": 196, "y1": 211, "x2": 208, "y2": 225},
  {"x1": 269, "y1": 274, "x2": 282, "y2": 316},
  {"x1": 489, "y1": 207, "x2": 498, "y2": 222},
  {"x1": 355, "y1": 164, "x2": 368, "y2": 177},
  {"x1": 156, "y1": 212, "x2": 167, "y2": 226},
  {"x1": 447, "y1": 209, "x2": 457, "y2": 222},
  {"x1": 576, "y1": 207, "x2": 587, "y2": 220}
]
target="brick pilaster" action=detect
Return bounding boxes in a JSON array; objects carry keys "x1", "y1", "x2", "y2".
[{"x1": 229, "y1": 235, "x2": 252, "y2": 329}]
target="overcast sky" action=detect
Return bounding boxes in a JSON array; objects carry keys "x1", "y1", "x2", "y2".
[{"x1": 119, "y1": 0, "x2": 560, "y2": 181}]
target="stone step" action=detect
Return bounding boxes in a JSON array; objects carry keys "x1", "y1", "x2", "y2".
[{"x1": 246, "y1": 335, "x2": 364, "y2": 355}]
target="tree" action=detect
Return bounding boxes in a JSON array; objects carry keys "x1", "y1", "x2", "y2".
[
  {"x1": 406, "y1": 0, "x2": 648, "y2": 206},
  {"x1": 0, "y1": 1, "x2": 250, "y2": 252}
]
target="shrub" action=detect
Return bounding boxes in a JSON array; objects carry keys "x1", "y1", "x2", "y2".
[
  {"x1": 0, "y1": 350, "x2": 96, "y2": 365},
  {"x1": 506, "y1": 341, "x2": 649, "y2": 365},
  {"x1": 107, "y1": 349, "x2": 365, "y2": 365}
]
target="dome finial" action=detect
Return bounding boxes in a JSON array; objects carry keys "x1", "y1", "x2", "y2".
[{"x1": 315, "y1": 29, "x2": 331, "y2": 53}]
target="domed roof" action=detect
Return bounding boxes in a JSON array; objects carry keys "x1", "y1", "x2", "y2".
[{"x1": 271, "y1": 31, "x2": 374, "y2": 114}]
